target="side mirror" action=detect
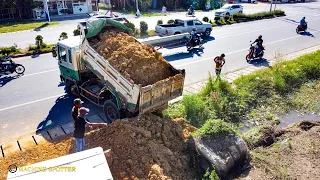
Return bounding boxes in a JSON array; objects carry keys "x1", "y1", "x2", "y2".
[{"x1": 52, "y1": 46, "x2": 57, "y2": 58}]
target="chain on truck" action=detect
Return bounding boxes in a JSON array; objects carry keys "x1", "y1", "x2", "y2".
[{"x1": 51, "y1": 18, "x2": 186, "y2": 123}]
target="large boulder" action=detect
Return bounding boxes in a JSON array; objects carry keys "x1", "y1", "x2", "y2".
[{"x1": 193, "y1": 134, "x2": 248, "y2": 177}]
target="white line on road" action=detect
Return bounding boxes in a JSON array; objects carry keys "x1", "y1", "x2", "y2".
[
  {"x1": 0, "y1": 93, "x2": 66, "y2": 112},
  {"x1": 176, "y1": 29, "x2": 319, "y2": 68},
  {"x1": 22, "y1": 69, "x2": 59, "y2": 78}
]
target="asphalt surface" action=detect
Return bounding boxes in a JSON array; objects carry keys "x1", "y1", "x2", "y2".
[
  {"x1": 0, "y1": 2, "x2": 320, "y2": 143},
  {"x1": 0, "y1": 3, "x2": 269, "y2": 48}
]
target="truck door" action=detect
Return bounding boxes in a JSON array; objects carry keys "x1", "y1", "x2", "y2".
[
  {"x1": 186, "y1": 20, "x2": 194, "y2": 33},
  {"x1": 58, "y1": 44, "x2": 80, "y2": 81},
  {"x1": 194, "y1": 20, "x2": 205, "y2": 33}
]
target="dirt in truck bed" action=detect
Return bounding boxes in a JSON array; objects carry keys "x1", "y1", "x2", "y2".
[
  {"x1": 0, "y1": 114, "x2": 197, "y2": 180},
  {"x1": 88, "y1": 32, "x2": 176, "y2": 87}
]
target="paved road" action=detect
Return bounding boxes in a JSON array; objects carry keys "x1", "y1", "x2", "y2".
[
  {"x1": 0, "y1": 3, "x2": 269, "y2": 48},
  {"x1": 0, "y1": 2, "x2": 320, "y2": 143}
]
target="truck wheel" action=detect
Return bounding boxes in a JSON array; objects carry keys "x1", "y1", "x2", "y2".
[
  {"x1": 103, "y1": 100, "x2": 120, "y2": 123},
  {"x1": 66, "y1": 81, "x2": 80, "y2": 97},
  {"x1": 204, "y1": 29, "x2": 211, "y2": 37}
]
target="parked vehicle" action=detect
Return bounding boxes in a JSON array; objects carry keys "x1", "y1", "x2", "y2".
[
  {"x1": 296, "y1": 24, "x2": 307, "y2": 34},
  {"x1": 186, "y1": 34, "x2": 204, "y2": 50},
  {"x1": 239, "y1": 0, "x2": 256, "y2": 3},
  {"x1": 155, "y1": 18, "x2": 212, "y2": 37},
  {"x1": 246, "y1": 43, "x2": 265, "y2": 62},
  {"x1": 215, "y1": 4, "x2": 243, "y2": 17},
  {"x1": 0, "y1": 54, "x2": 25, "y2": 75},
  {"x1": 53, "y1": 19, "x2": 186, "y2": 122}
]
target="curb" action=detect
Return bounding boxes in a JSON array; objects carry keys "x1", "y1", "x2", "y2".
[{"x1": 11, "y1": 50, "x2": 52, "y2": 58}]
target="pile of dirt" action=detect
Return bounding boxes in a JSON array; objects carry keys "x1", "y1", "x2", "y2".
[
  {"x1": 243, "y1": 120, "x2": 320, "y2": 180},
  {"x1": 173, "y1": 118, "x2": 197, "y2": 140},
  {"x1": 89, "y1": 32, "x2": 174, "y2": 86},
  {"x1": 0, "y1": 114, "x2": 196, "y2": 180}
]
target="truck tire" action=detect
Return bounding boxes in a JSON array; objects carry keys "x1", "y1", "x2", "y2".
[
  {"x1": 103, "y1": 100, "x2": 120, "y2": 123},
  {"x1": 66, "y1": 81, "x2": 80, "y2": 97}
]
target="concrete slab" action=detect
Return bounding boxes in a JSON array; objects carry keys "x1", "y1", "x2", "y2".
[
  {"x1": 2, "y1": 141, "x2": 20, "y2": 156},
  {"x1": 61, "y1": 121, "x2": 74, "y2": 135},
  {"x1": 47, "y1": 126, "x2": 66, "y2": 140},
  {"x1": 18, "y1": 136, "x2": 37, "y2": 150}
]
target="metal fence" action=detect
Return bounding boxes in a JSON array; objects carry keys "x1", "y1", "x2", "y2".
[{"x1": 0, "y1": 8, "x2": 34, "y2": 21}]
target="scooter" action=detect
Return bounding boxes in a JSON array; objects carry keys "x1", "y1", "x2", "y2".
[
  {"x1": 186, "y1": 34, "x2": 204, "y2": 51},
  {"x1": 246, "y1": 44, "x2": 264, "y2": 62},
  {"x1": 0, "y1": 54, "x2": 25, "y2": 75},
  {"x1": 186, "y1": 9, "x2": 195, "y2": 17},
  {"x1": 296, "y1": 24, "x2": 307, "y2": 34}
]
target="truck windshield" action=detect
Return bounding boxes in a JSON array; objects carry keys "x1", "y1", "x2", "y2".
[{"x1": 58, "y1": 45, "x2": 67, "y2": 62}]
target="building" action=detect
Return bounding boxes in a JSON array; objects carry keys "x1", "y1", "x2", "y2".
[{"x1": 34, "y1": 0, "x2": 98, "y2": 17}]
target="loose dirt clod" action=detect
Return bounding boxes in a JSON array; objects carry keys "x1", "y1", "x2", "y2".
[{"x1": 89, "y1": 32, "x2": 174, "y2": 86}]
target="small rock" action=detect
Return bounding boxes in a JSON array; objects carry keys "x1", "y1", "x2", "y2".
[
  {"x1": 130, "y1": 132, "x2": 136, "y2": 138},
  {"x1": 143, "y1": 131, "x2": 152, "y2": 138}
]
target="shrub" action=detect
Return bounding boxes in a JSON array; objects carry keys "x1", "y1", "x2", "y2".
[
  {"x1": 126, "y1": 22, "x2": 135, "y2": 31},
  {"x1": 28, "y1": 45, "x2": 37, "y2": 51},
  {"x1": 202, "y1": 168, "x2": 219, "y2": 180},
  {"x1": 35, "y1": 35, "x2": 43, "y2": 47},
  {"x1": 223, "y1": 15, "x2": 230, "y2": 22},
  {"x1": 157, "y1": 19, "x2": 163, "y2": 25},
  {"x1": 167, "y1": 19, "x2": 174, "y2": 24},
  {"x1": 183, "y1": 94, "x2": 214, "y2": 127},
  {"x1": 40, "y1": 43, "x2": 47, "y2": 49},
  {"x1": 73, "y1": 29, "x2": 80, "y2": 36},
  {"x1": 214, "y1": 16, "x2": 220, "y2": 22},
  {"x1": 0, "y1": 46, "x2": 20, "y2": 55},
  {"x1": 202, "y1": 16, "x2": 209, "y2": 22},
  {"x1": 140, "y1": 21, "x2": 148, "y2": 35},
  {"x1": 59, "y1": 32, "x2": 68, "y2": 40},
  {"x1": 192, "y1": 119, "x2": 236, "y2": 137}
]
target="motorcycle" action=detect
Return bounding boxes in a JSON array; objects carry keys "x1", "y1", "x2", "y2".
[
  {"x1": 186, "y1": 34, "x2": 204, "y2": 50},
  {"x1": 246, "y1": 43, "x2": 264, "y2": 62},
  {"x1": 296, "y1": 24, "x2": 307, "y2": 34},
  {"x1": 0, "y1": 54, "x2": 25, "y2": 75},
  {"x1": 186, "y1": 9, "x2": 195, "y2": 16}
]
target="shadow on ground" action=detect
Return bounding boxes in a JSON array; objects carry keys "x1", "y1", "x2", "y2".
[
  {"x1": 300, "y1": 31, "x2": 315, "y2": 37},
  {"x1": 164, "y1": 47, "x2": 204, "y2": 62},
  {"x1": 34, "y1": 23, "x2": 50, "y2": 31},
  {"x1": 0, "y1": 74, "x2": 22, "y2": 88},
  {"x1": 247, "y1": 58, "x2": 270, "y2": 67}
]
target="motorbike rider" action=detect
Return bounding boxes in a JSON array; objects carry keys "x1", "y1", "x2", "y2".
[
  {"x1": 190, "y1": 28, "x2": 197, "y2": 46},
  {"x1": 214, "y1": 54, "x2": 226, "y2": 76},
  {"x1": 251, "y1": 35, "x2": 263, "y2": 56},
  {"x1": 300, "y1": 17, "x2": 307, "y2": 30},
  {"x1": 188, "y1": 5, "x2": 194, "y2": 15}
]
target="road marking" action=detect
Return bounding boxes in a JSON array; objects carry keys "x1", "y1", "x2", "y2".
[
  {"x1": 0, "y1": 93, "x2": 66, "y2": 112},
  {"x1": 22, "y1": 69, "x2": 59, "y2": 78},
  {"x1": 176, "y1": 29, "x2": 319, "y2": 68}
]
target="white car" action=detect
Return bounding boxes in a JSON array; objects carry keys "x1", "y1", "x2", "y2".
[
  {"x1": 240, "y1": 0, "x2": 256, "y2": 3},
  {"x1": 215, "y1": 4, "x2": 243, "y2": 17}
]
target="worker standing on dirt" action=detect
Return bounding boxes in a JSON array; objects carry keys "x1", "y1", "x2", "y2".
[
  {"x1": 214, "y1": 54, "x2": 226, "y2": 77},
  {"x1": 72, "y1": 98, "x2": 83, "y2": 123},
  {"x1": 74, "y1": 107, "x2": 108, "y2": 152}
]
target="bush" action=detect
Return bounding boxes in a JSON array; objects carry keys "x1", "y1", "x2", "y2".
[
  {"x1": 28, "y1": 45, "x2": 37, "y2": 51},
  {"x1": 59, "y1": 32, "x2": 68, "y2": 40},
  {"x1": 35, "y1": 35, "x2": 43, "y2": 47},
  {"x1": 40, "y1": 43, "x2": 47, "y2": 49},
  {"x1": 73, "y1": 29, "x2": 80, "y2": 36},
  {"x1": 192, "y1": 119, "x2": 236, "y2": 137},
  {"x1": 167, "y1": 19, "x2": 174, "y2": 24},
  {"x1": 126, "y1": 22, "x2": 135, "y2": 31},
  {"x1": 157, "y1": 19, "x2": 163, "y2": 25},
  {"x1": 202, "y1": 168, "x2": 219, "y2": 180},
  {"x1": 140, "y1": 21, "x2": 148, "y2": 35},
  {"x1": 0, "y1": 46, "x2": 20, "y2": 55},
  {"x1": 202, "y1": 16, "x2": 209, "y2": 22},
  {"x1": 214, "y1": 16, "x2": 220, "y2": 22}
]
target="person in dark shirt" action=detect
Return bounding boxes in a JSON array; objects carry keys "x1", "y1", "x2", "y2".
[
  {"x1": 251, "y1": 35, "x2": 263, "y2": 55},
  {"x1": 72, "y1": 98, "x2": 83, "y2": 122},
  {"x1": 74, "y1": 107, "x2": 108, "y2": 152}
]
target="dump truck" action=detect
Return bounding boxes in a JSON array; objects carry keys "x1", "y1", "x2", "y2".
[{"x1": 52, "y1": 18, "x2": 185, "y2": 122}]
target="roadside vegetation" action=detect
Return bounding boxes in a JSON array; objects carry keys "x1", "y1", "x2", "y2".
[
  {"x1": 0, "y1": 20, "x2": 58, "y2": 34},
  {"x1": 164, "y1": 50, "x2": 320, "y2": 128}
]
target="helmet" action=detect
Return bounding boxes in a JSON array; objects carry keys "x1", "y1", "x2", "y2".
[
  {"x1": 221, "y1": 54, "x2": 225, "y2": 57},
  {"x1": 193, "y1": 28, "x2": 196, "y2": 31},
  {"x1": 303, "y1": 17, "x2": 305, "y2": 19},
  {"x1": 258, "y1": 35, "x2": 262, "y2": 39}
]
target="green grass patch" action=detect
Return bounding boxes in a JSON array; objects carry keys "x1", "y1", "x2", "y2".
[
  {"x1": 134, "y1": 30, "x2": 156, "y2": 38},
  {"x1": 192, "y1": 119, "x2": 237, "y2": 137},
  {"x1": 0, "y1": 21, "x2": 59, "y2": 33},
  {"x1": 163, "y1": 103, "x2": 185, "y2": 119}
]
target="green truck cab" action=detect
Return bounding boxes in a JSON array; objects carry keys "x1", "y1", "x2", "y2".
[{"x1": 53, "y1": 18, "x2": 185, "y2": 122}]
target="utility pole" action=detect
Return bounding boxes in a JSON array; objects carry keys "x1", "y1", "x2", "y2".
[
  {"x1": 270, "y1": 0, "x2": 273, "y2": 12},
  {"x1": 274, "y1": 1, "x2": 277, "y2": 11},
  {"x1": 136, "y1": 0, "x2": 140, "y2": 17}
]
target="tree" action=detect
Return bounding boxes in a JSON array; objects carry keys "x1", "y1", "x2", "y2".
[
  {"x1": 59, "y1": 32, "x2": 68, "y2": 40},
  {"x1": 35, "y1": 35, "x2": 43, "y2": 50}
]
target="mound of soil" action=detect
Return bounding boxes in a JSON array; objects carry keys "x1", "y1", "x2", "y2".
[
  {"x1": 0, "y1": 114, "x2": 196, "y2": 180},
  {"x1": 89, "y1": 32, "x2": 173, "y2": 86},
  {"x1": 245, "y1": 121, "x2": 320, "y2": 180}
]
